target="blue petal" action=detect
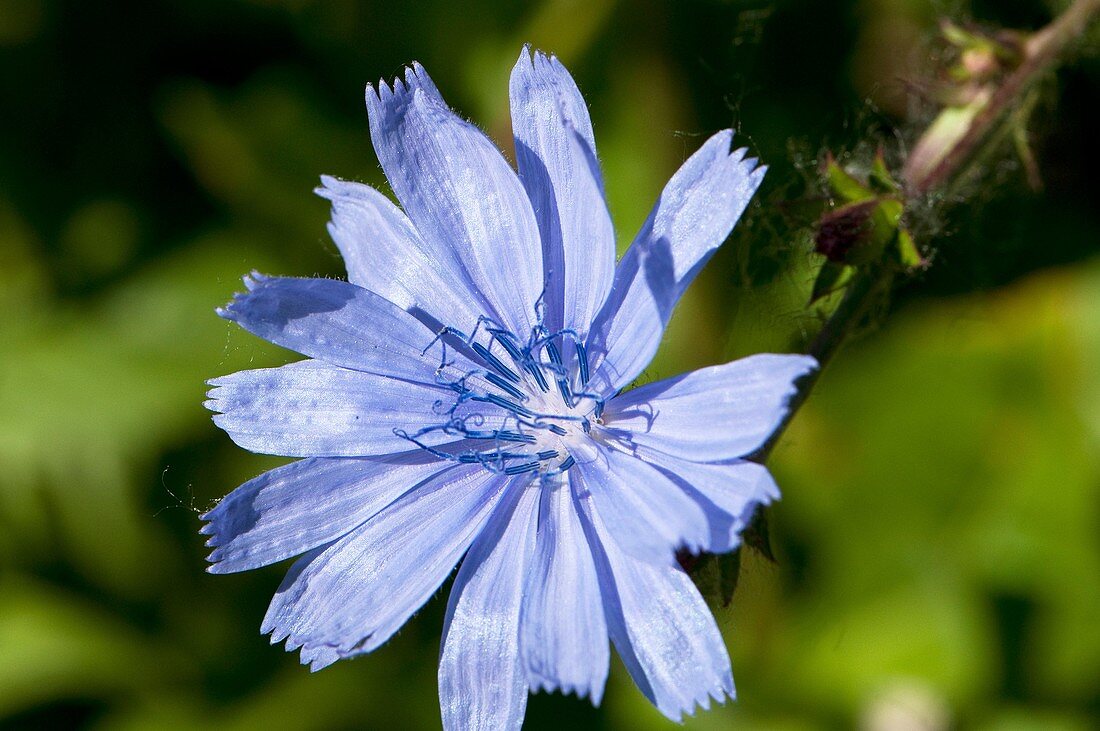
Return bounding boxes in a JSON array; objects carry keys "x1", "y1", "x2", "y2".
[
  {"x1": 585, "y1": 131, "x2": 766, "y2": 394},
  {"x1": 218, "y1": 274, "x2": 475, "y2": 383},
  {"x1": 201, "y1": 451, "x2": 455, "y2": 573},
  {"x1": 315, "y1": 176, "x2": 486, "y2": 332},
  {"x1": 520, "y1": 475, "x2": 609, "y2": 702},
  {"x1": 206, "y1": 360, "x2": 457, "y2": 457},
  {"x1": 578, "y1": 498, "x2": 735, "y2": 721},
  {"x1": 509, "y1": 47, "x2": 615, "y2": 337},
  {"x1": 366, "y1": 64, "x2": 544, "y2": 337},
  {"x1": 261, "y1": 464, "x2": 509, "y2": 669},
  {"x1": 571, "y1": 444, "x2": 709, "y2": 565},
  {"x1": 633, "y1": 448, "x2": 780, "y2": 553},
  {"x1": 439, "y1": 480, "x2": 540, "y2": 731},
  {"x1": 601, "y1": 353, "x2": 818, "y2": 461}
]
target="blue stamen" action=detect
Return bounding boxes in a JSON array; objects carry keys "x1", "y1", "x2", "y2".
[
  {"x1": 493, "y1": 331, "x2": 525, "y2": 363},
  {"x1": 462, "y1": 429, "x2": 503, "y2": 440},
  {"x1": 471, "y1": 342, "x2": 521, "y2": 383},
  {"x1": 497, "y1": 430, "x2": 537, "y2": 443},
  {"x1": 400, "y1": 316, "x2": 603, "y2": 479},
  {"x1": 544, "y1": 341, "x2": 573, "y2": 406},
  {"x1": 471, "y1": 393, "x2": 535, "y2": 418},
  {"x1": 463, "y1": 429, "x2": 536, "y2": 444},
  {"x1": 485, "y1": 372, "x2": 526, "y2": 401},
  {"x1": 468, "y1": 315, "x2": 511, "y2": 345},
  {"x1": 524, "y1": 360, "x2": 550, "y2": 392},
  {"x1": 576, "y1": 342, "x2": 590, "y2": 385},
  {"x1": 504, "y1": 461, "x2": 540, "y2": 475},
  {"x1": 542, "y1": 455, "x2": 576, "y2": 477},
  {"x1": 556, "y1": 380, "x2": 573, "y2": 405}
]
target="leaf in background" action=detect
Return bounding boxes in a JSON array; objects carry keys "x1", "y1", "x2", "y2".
[
  {"x1": 0, "y1": 232, "x2": 283, "y2": 593},
  {"x1": 0, "y1": 577, "x2": 189, "y2": 719},
  {"x1": 157, "y1": 70, "x2": 370, "y2": 263},
  {"x1": 765, "y1": 258, "x2": 1100, "y2": 719}
]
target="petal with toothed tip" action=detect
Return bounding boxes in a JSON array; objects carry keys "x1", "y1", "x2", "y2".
[
  {"x1": 315, "y1": 177, "x2": 487, "y2": 332},
  {"x1": 520, "y1": 474, "x2": 609, "y2": 702},
  {"x1": 509, "y1": 47, "x2": 615, "y2": 339},
  {"x1": 600, "y1": 353, "x2": 818, "y2": 462},
  {"x1": 585, "y1": 131, "x2": 766, "y2": 395},
  {"x1": 631, "y1": 448, "x2": 780, "y2": 553},
  {"x1": 577, "y1": 496, "x2": 735, "y2": 721},
  {"x1": 262, "y1": 464, "x2": 508, "y2": 669},
  {"x1": 366, "y1": 63, "x2": 543, "y2": 338},
  {"x1": 217, "y1": 274, "x2": 481, "y2": 383},
  {"x1": 206, "y1": 360, "x2": 463, "y2": 458},
  {"x1": 439, "y1": 480, "x2": 539, "y2": 731},
  {"x1": 201, "y1": 452, "x2": 458, "y2": 573}
]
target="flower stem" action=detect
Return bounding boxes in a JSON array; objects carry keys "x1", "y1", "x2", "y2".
[
  {"x1": 755, "y1": 265, "x2": 893, "y2": 460},
  {"x1": 760, "y1": 0, "x2": 1100, "y2": 459},
  {"x1": 905, "y1": 0, "x2": 1100, "y2": 194}
]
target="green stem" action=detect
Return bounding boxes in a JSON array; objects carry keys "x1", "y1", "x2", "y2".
[
  {"x1": 758, "y1": 0, "x2": 1099, "y2": 461},
  {"x1": 906, "y1": 0, "x2": 1100, "y2": 194},
  {"x1": 755, "y1": 265, "x2": 893, "y2": 460}
]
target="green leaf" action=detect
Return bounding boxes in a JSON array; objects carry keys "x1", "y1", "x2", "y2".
[
  {"x1": 868, "y1": 150, "x2": 900, "y2": 194},
  {"x1": 825, "y1": 155, "x2": 875, "y2": 204},
  {"x1": 811, "y1": 260, "x2": 853, "y2": 303},
  {"x1": 894, "y1": 228, "x2": 924, "y2": 269},
  {"x1": 691, "y1": 550, "x2": 743, "y2": 608},
  {"x1": 742, "y1": 506, "x2": 776, "y2": 563}
]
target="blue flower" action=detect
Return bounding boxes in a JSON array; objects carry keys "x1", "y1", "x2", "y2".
[{"x1": 202, "y1": 47, "x2": 817, "y2": 728}]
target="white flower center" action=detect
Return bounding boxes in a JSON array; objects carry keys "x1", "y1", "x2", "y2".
[{"x1": 397, "y1": 319, "x2": 603, "y2": 478}]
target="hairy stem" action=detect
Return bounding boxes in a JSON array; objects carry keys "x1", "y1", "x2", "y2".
[
  {"x1": 755, "y1": 265, "x2": 893, "y2": 460},
  {"x1": 907, "y1": 0, "x2": 1100, "y2": 194},
  {"x1": 763, "y1": 0, "x2": 1099, "y2": 457}
]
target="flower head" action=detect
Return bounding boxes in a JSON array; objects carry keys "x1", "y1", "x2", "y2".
[{"x1": 203, "y1": 47, "x2": 817, "y2": 728}]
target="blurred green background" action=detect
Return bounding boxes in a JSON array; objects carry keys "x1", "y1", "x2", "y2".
[{"x1": 1, "y1": 0, "x2": 1098, "y2": 728}]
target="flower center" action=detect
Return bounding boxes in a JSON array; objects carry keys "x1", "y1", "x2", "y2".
[{"x1": 395, "y1": 317, "x2": 603, "y2": 479}]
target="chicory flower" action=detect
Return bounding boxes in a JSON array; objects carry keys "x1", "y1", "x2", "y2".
[{"x1": 202, "y1": 47, "x2": 816, "y2": 728}]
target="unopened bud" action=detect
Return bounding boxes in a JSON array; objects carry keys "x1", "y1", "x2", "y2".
[{"x1": 815, "y1": 200, "x2": 877, "y2": 263}]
